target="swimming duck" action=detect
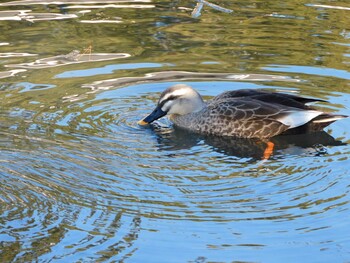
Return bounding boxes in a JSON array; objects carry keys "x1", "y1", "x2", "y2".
[{"x1": 138, "y1": 84, "x2": 347, "y2": 139}]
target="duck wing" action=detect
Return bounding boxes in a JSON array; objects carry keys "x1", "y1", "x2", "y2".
[
  {"x1": 211, "y1": 89, "x2": 325, "y2": 109},
  {"x1": 203, "y1": 98, "x2": 323, "y2": 138}
]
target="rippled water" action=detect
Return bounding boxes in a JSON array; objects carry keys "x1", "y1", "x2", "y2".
[{"x1": 1, "y1": 0, "x2": 350, "y2": 262}]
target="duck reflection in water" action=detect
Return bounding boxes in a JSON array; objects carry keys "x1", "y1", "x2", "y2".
[{"x1": 149, "y1": 124, "x2": 345, "y2": 160}]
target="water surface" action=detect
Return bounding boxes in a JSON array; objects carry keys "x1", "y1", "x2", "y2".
[{"x1": 1, "y1": 0, "x2": 350, "y2": 262}]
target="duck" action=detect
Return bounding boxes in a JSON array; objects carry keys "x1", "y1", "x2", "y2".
[{"x1": 138, "y1": 84, "x2": 348, "y2": 139}]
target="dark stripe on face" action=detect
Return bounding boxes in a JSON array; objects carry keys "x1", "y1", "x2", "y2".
[{"x1": 158, "y1": 95, "x2": 180, "y2": 109}]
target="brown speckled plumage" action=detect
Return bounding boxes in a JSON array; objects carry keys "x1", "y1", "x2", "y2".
[
  {"x1": 140, "y1": 84, "x2": 348, "y2": 139},
  {"x1": 170, "y1": 98, "x2": 290, "y2": 138}
]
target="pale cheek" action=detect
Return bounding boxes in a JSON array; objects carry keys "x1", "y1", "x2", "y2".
[{"x1": 168, "y1": 103, "x2": 185, "y2": 115}]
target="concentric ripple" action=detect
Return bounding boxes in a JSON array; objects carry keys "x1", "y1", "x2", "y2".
[
  {"x1": 1, "y1": 79, "x2": 350, "y2": 261},
  {"x1": 2, "y1": 80, "x2": 349, "y2": 219}
]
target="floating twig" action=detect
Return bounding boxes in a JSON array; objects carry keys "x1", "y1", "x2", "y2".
[
  {"x1": 191, "y1": 2, "x2": 204, "y2": 18},
  {"x1": 77, "y1": 43, "x2": 93, "y2": 61},
  {"x1": 192, "y1": 0, "x2": 233, "y2": 18}
]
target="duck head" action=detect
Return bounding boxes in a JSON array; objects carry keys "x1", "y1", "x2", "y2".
[{"x1": 138, "y1": 84, "x2": 206, "y2": 125}]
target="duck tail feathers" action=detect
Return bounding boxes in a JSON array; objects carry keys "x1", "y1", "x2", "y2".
[
  {"x1": 280, "y1": 113, "x2": 348, "y2": 135},
  {"x1": 312, "y1": 114, "x2": 348, "y2": 124}
]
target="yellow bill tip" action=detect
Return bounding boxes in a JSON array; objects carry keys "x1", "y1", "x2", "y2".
[{"x1": 137, "y1": 119, "x2": 149, "y2": 126}]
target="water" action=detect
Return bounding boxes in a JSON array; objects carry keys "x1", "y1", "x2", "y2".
[{"x1": 1, "y1": 0, "x2": 350, "y2": 262}]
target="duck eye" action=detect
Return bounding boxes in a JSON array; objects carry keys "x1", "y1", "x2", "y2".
[
  {"x1": 159, "y1": 95, "x2": 178, "y2": 106},
  {"x1": 166, "y1": 95, "x2": 177, "y2": 102}
]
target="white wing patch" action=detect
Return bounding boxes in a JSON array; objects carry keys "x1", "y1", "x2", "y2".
[{"x1": 277, "y1": 110, "x2": 323, "y2": 128}]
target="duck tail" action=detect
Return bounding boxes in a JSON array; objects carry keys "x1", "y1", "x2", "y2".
[
  {"x1": 312, "y1": 114, "x2": 348, "y2": 124},
  {"x1": 308, "y1": 114, "x2": 348, "y2": 131},
  {"x1": 282, "y1": 113, "x2": 348, "y2": 135},
  {"x1": 306, "y1": 113, "x2": 348, "y2": 132}
]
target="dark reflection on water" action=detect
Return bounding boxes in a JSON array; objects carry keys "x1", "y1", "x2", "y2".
[{"x1": 151, "y1": 124, "x2": 345, "y2": 160}]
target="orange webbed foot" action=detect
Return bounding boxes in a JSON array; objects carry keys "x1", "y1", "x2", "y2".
[{"x1": 263, "y1": 141, "x2": 275, "y2": 160}]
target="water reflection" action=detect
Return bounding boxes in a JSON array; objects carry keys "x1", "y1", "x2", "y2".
[
  {"x1": 83, "y1": 71, "x2": 298, "y2": 94},
  {"x1": 149, "y1": 123, "x2": 345, "y2": 160},
  {"x1": 0, "y1": 52, "x2": 36, "y2": 58},
  {"x1": 80, "y1": 19, "x2": 122, "y2": 23},
  {"x1": 0, "y1": 193, "x2": 142, "y2": 262},
  {"x1": 0, "y1": 10, "x2": 78, "y2": 21},
  {"x1": 0, "y1": 0, "x2": 152, "y2": 6},
  {"x1": 1, "y1": 0, "x2": 350, "y2": 261},
  {"x1": 64, "y1": 4, "x2": 155, "y2": 9},
  {"x1": 0, "y1": 69, "x2": 26, "y2": 79},
  {"x1": 308, "y1": 4, "x2": 350, "y2": 11},
  {"x1": 6, "y1": 51, "x2": 130, "y2": 69},
  {"x1": 264, "y1": 64, "x2": 350, "y2": 80}
]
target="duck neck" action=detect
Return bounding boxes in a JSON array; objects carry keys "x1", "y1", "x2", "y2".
[{"x1": 193, "y1": 99, "x2": 206, "y2": 112}]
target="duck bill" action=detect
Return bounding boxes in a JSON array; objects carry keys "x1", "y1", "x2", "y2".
[{"x1": 138, "y1": 106, "x2": 167, "y2": 126}]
